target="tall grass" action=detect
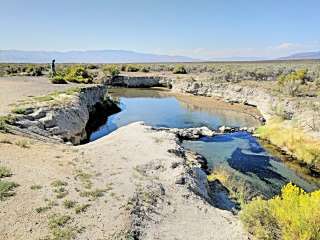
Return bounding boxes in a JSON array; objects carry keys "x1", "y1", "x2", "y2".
[{"x1": 255, "y1": 117, "x2": 320, "y2": 170}]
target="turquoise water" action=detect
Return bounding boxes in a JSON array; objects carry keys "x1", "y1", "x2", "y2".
[
  {"x1": 182, "y1": 132, "x2": 319, "y2": 196},
  {"x1": 89, "y1": 88, "x2": 319, "y2": 195}
]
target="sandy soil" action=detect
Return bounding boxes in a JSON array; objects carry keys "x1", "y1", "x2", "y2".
[
  {"x1": 0, "y1": 76, "x2": 79, "y2": 115},
  {"x1": 0, "y1": 123, "x2": 247, "y2": 240}
]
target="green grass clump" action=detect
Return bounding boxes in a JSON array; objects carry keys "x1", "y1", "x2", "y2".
[
  {"x1": 51, "y1": 180, "x2": 68, "y2": 188},
  {"x1": 15, "y1": 140, "x2": 30, "y2": 148},
  {"x1": 54, "y1": 187, "x2": 69, "y2": 199},
  {"x1": 75, "y1": 203, "x2": 90, "y2": 214},
  {"x1": 35, "y1": 206, "x2": 51, "y2": 213},
  {"x1": 0, "y1": 166, "x2": 12, "y2": 178},
  {"x1": 80, "y1": 189, "x2": 105, "y2": 200},
  {"x1": 11, "y1": 107, "x2": 29, "y2": 115},
  {"x1": 47, "y1": 214, "x2": 77, "y2": 240},
  {"x1": 0, "y1": 115, "x2": 14, "y2": 133},
  {"x1": 0, "y1": 180, "x2": 19, "y2": 200},
  {"x1": 30, "y1": 184, "x2": 42, "y2": 190},
  {"x1": 0, "y1": 165, "x2": 18, "y2": 201},
  {"x1": 48, "y1": 214, "x2": 71, "y2": 229},
  {"x1": 240, "y1": 183, "x2": 320, "y2": 240},
  {"x1": 74, "y1": 170, "x2": 92, "y2": 189},
  {"x1": 0, "y1": 138, "x2": 12, "y2": 144},
  {"x1": 51, "y1": 180, "x2": 69, "y2": 199},
  {"x1": 63, "y1": 200, "x2": 77, "y2": 209}
]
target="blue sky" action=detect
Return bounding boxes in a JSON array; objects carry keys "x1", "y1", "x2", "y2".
[{"x1": 1, "y1": 0, "x2": 320, "y2": 59}]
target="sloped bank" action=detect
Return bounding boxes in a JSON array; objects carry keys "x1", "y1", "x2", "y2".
[
  {"x1": 171, "y1": 80, "x2": 320, "y2": 171},
  {"x1": 106, "y1": 75, "x2": 320, "y2": 172},
  {"x1": 107, "y1": 75, "x2": 320, "y2": 137},
  {"x1": 9, "y1": 85, "x2": 120, "y2": 144}
]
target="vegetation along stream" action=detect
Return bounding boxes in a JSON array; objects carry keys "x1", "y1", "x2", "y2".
[{"x1": 89, "y1": 88, "x2": 319, "y2": 198}]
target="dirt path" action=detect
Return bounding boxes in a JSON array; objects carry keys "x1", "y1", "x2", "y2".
[{"x1": 0, "y1": 76, "x2": 78, "y2": 115}]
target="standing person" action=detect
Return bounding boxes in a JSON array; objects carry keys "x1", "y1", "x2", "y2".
[{"x1": 51, "y1": 59, "x2": 56, "y2": 76}]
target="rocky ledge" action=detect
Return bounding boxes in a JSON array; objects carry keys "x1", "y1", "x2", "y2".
[
  {"x1": 171, "y1": 80, "x2": 320, "y2": 138},
  {"x1": 10, "y1": 85, "x2": 119, "y2": 144},
  {"x1": 105, "y1": 75, "x2": 172, "y2": 88},
  {"x1": 155, "y1": 126, "x2": 256, "y2": 140}
]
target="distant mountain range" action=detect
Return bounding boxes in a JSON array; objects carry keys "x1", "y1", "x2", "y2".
[
  {"x1": 0, "y1": 50, "x2": 197, "y2": 63},
  {"x1": 279, "y1": 50, "x2": 320, "y2": 60},
  {"x1": 1, "y1": 49, "x2": 320, "y2": 63}
]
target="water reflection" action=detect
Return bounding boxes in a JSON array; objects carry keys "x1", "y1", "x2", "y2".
[{"x1": 90, "y1": 89, "x2": 259, "y2": 141}]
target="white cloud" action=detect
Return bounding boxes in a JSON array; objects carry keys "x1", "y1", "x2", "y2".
[{"x1": 273, "y1": 42, "x2": 299, "y2": 50}]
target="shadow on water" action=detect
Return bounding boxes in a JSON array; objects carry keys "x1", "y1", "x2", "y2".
[
  {"x1": 183, "y1": 131, "x2": 319, "y2": 198},
  {"x1": 227, "y1": 148, "x2": 287, "y2": 184}
]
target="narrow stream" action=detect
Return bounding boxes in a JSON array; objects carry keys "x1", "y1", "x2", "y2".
[{"x1": 89, "y1": 88, "x2": 319, "y2": 197}]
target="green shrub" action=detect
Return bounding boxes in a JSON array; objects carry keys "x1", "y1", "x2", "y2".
[
  {"x1": 277, "y1": 69, "x2": 307, "y2": 96},
  {"x1": 241, "y1": 183, "x2": 320, "y2": 240},
  {"x1": 140, "y1": 66, "x2": 150, "y2": 73},
  {"x1": 26, "y1": 65, "x2": 43, "y2": 76},
  {"x1": 103, "y1": 65, "x2": 120, "y2": 77},
  {"x1": 51, "y1": 75, "x2": 68, "y2": 84},
  {"x1": 173, "y1": 65, "x2": 187, "y2": 74},
  {"x1": 64, "y1": 66, "x2": 93, "y2": 84},
  {"x1": 126, "y1": 64, "x2": 140, "y2": 72},
  {"x1": 120, "y1": 64, "x2": 127, "y2": 71},
  {"x1": 87, "y1": 64, "x2": 98, "y2": 69}
]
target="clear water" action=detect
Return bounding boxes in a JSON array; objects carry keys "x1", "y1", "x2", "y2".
[
  {"x1": 90, "y1": 88, "x2": 319, "y2": 195},
  {"x1": 182, "y1": 132, "x2": 319, "y2": 196},
  {"x1": 90, "y1": 88, "x2": 258, "y2": 141}
]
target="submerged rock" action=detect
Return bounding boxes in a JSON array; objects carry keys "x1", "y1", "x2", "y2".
[{"x1": 158, "y1": 126, "x2": 216, "y2": 139}]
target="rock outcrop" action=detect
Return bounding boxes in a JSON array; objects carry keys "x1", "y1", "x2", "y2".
[
  {"x1": 105, "y1": 75, "x2": 172, "y2": 88},
  {"x1": 171, "y1": 80, "x2": 320, "y2": 138},
  {"x1": 12, "y1": 85, "x2": 118, "y2": 144}
]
